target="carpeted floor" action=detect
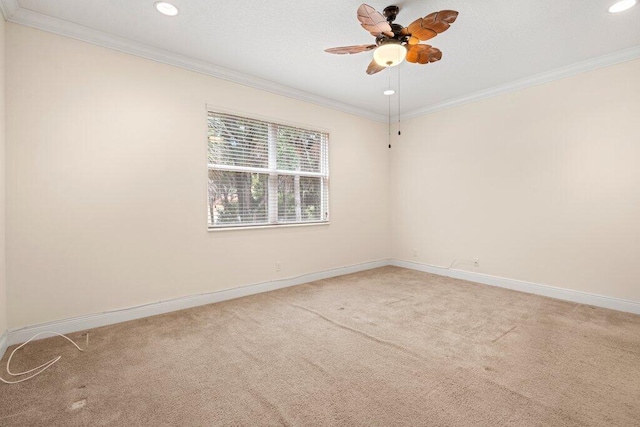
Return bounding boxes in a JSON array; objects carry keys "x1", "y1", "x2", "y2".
[{"x1": 1, "y1": 266, "x2": 639, "y2": 426}]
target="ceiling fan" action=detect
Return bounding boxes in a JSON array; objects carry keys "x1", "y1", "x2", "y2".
[{"x1": 325, "y1": 4, "x2": 459, "y2": 75}]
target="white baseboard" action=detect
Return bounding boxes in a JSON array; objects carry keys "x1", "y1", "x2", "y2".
[
  {"x1": 4, "y1": 258, "x2": 639, "y2": 351},
  {"x1": 0, "y1": 330, "x2": 7, "y2": 360},
  {"x1": 5, "y1": 259, "x2": 390, "y2": 347},
  {"x1": 391, "y1": 259, "x2": 640, "y2": 315}
]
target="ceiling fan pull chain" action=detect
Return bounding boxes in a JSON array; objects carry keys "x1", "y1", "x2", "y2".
[
  {"x1": 398, "y1": 66, "x2": 402, "y2": 136},
  {"x1": 388, "y1": 67, "x2": 392, "y2": 148}
]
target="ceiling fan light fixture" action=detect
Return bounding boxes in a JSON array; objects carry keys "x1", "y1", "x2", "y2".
[
  {"x1": 373, "y1": 42, "x2": 407, "y2": 68},
  {"x1": 609, "y1": 0, "x2": 637, "y2": 12},
  {"x1": 154, "y1": 1, "x2": 179, "y2": 16}
]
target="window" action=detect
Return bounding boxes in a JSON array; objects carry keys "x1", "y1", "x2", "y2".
[{"x1": 207, "y1": 111, "x2": 329, "y2": 229}]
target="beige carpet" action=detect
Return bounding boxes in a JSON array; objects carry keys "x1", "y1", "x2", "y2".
[{"x1": 1, "y1": 266, "x2": 639, "y2": 426}]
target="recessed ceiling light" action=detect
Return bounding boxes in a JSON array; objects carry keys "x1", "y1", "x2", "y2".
[
  {"x1": 609, "y1": 0, "x2": 636, "y2": 13},
  {"x1": 383, "y1": 89, "x2": 395, "y2": 96},
  {"x1": 155, "y1": 1, "x2": 179, "y2": 16}
]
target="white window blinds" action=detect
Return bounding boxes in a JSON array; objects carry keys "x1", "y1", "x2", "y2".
[{"x1": 207, "y1": 111, "x2": 329, "y2": 228}]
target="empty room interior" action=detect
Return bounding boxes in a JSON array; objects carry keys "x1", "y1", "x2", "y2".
[{"x1": 0, "y1": 0, "x2": 639, "y2": 425}]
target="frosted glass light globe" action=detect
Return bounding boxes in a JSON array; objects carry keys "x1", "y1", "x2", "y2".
[{"x1": 373, "y1": 43, "x2": 407, "y2": 67}]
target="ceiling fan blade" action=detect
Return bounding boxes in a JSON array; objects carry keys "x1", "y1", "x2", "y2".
[
  {"x1": 407, "y1": 10, "x2": 459, "y2": 40},
  {"x1": 357, "y1": 4, "x2": 394, "y2": 38},
  {"x1": 407, "y1": 18, "x2": 437, "y2": 41},
  {"x1": 366, "y1": 60, "x2": 386, "y2": 75},
  {"x1": 438, "y1": 10, "x2": 459, "y2": 24},
  {"x1": 421, "y1": 12, "x2": 450, "y2": 33},
  {"x1": 406, "y1": 45, "x2": 442, "y2": 64},
  {"x1": 325, "y1": 44, "x2": 377, "y2": 55}
]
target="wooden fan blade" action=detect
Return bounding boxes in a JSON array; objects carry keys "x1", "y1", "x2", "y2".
[
  {"x1": 325, "y1": 44, "x2": 377, "y2": 55},
  {"x1": 421, "y1": 12, "x2": 450, "y2": 33},
  {"x1": 428, "y1": 47, "x2": 443, "y2": 62},
  {"x1": 407, "y1": 10, "x2": 459, "y2": 40},
  {"x1": 406, "y1": 45, "x2": 442, "y2": 64},
  {"x1": 407, "y1": 18, "x2": 437, "y2": 41},
  {"x1": 439, "y1": 10, "x2": 459, "y2": 24},
  {"x1": 357, "y1": 4, "x2": 394, "y2": 38},
  {"x1": 366, "y1": 60, "x2": 386, "y2": 75},
  {"x1": 408, "y1": 36, "x2": 420, "y2": 45}
]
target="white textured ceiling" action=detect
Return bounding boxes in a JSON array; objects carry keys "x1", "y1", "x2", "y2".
[{"x1": 6, "y1": 0, "x2": 640, "y2": 120}]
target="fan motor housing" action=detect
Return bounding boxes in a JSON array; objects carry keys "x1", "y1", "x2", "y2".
[
  {"x1": 383, "y1": 5, "x2": 400, "y2": 22},
  {"x1": 376, "y1": 24, "x2": 409, "y2": 46},
  {"x1": 380, "y1": 6, "x2": 409, "y2": 44}
]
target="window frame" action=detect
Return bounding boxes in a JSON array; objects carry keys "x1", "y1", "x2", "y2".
[{"x1": 206, "y1": 107, "x2": 330, "y2": 230}]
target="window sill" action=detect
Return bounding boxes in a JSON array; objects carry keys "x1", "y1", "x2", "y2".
[{"x1": 208, "y1": 221, "x2": 330, "y2": 232}]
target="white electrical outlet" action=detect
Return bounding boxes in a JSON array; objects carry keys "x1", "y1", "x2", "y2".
[
  {"x1": 413, "y1": 249, "x2": 418, "y2": 257},
  {"x1": 275, "y1": 262, "x2": 282, "y2": 272},
  {"x1": 473, "y1": 258, "x2": 479, "y2": 267}
]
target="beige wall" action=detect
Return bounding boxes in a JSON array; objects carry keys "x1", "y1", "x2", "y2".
[
  {"x1": 5, "y1": 24, "x2": 390, "y2": 329},
  {"x1": 5, "y1": 21, "x2": 639, "y2": 331},
  {"x1": 391, "y1": 58, "x2": 640, "y2": 302},
  {"x1": 0, "y1": 16, "x2": 6, "y2": 334}
]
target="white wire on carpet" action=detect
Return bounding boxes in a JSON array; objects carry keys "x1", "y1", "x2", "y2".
[{"x1": 0, "y1": 331, "x2": 87, "y2": 384}]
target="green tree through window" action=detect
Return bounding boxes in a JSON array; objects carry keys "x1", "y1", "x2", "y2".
[{"x1": 207, "y1": 111, "x2": 329, "y2": 228}]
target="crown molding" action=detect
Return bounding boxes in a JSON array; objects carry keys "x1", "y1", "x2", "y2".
[
  {"x1": 400, "y1": 44, "x2": 640, "y2": 121},
  {"x1": 0, "y1": 0, "x2": 18, "y2": 19},
  {"x1": 2, "y1": 3, "x2": 388, "y2": 123},
  {"x1": 2, "y1": 1, "x2": 639, "y2": 125}
]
